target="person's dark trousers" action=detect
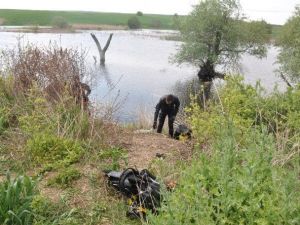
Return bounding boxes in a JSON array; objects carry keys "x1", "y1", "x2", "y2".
[{"x1": 157, "y1": 112, "x2": 175, "y2": 137}]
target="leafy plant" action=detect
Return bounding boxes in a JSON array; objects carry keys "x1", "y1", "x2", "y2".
[
  {"x1": 127, "y1": 16, "x2": 141, "y2": 29},
  {"x1": 0, "y1": 115, "x2": 9, "y2": 135},
  {"x1": 0, "y1": 174, "x2": 37, "y2": 225},
  {"x1": 47, "y1": 167, "x2": 81, "y2": 188},
  {"x1": 26, "y1": 134, "x2": 84, "y2": 168},
  {"x1": 31, "y1": 195, "x2": 81, "y2": 224},
  {"x1": 276, "y1": 6, "x2": 300, "y2": 83},
  {"x1": 136, "y1": 11, "x2": 143, "y2": 16},
  {"x1": 98, "y1": 147, "x2": 128, "y2": 170}
]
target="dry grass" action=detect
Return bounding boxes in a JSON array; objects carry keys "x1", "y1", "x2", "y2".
[
  {"x1": 1, "y1": 44, "x2": 91, "y2": 111},
  {"x1": 127, "y1": 132, "x2": 193, "y2": 169}
]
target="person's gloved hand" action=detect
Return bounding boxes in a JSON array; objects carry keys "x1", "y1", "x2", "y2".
[{"x1": 153, "y1": 121, "x2": 157, "y2": 129}]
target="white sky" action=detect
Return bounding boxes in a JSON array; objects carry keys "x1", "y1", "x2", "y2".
[{"x1": 0, "y1": 0, "x2": 299, "y2": 25}]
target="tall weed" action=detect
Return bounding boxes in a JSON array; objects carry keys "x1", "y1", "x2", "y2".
[{"x1": 0, "y1": 174, "x2": 37, "y2": 225}]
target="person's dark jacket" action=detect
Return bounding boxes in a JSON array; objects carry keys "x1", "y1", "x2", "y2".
[{"x1": 154, "y1": 95, "x2": 180, "y2": 122}]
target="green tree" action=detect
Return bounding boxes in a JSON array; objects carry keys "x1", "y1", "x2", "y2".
[
  {"x1": 277, "y1": 6, "x2": 300, "y2": 83},
  {"x1": 136, "y1": 11, "x2": 143, "y2": 16},
  {"x1": 127, "y1": 16, "x2": 141, "y2": 29},
  {"x1": 174, "y1": 0, "x2": 270, "y2": 84}
]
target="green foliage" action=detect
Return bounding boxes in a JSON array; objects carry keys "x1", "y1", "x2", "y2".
[
  {"x1": 188, "y1": 75, "x2": 300, "y2": 155},
  {"x1": 136, "y1": 11, "x2": 143, "y2": 16},
  {"x1": 48, "y1": 167, "x2": 81, "y2": 188},
  {"x1": 0, "y1": 174, "x2": 37, "y2": 225},
  {"x1": 56, "y1": 105, "x2": 90, "y2": 140},
  {"x1": 0, "y1": 76, "x2": 16, "y2": 135},
  {"x1": 31, "y1": 195, "x2": 81, "y2": 225},
  {"x1": 26, "y1": 134, "x2": 83, "y2": 168},
  {"x1": 0, "y1": 116, "x2": 9, "y2": 135},
  {"x1": 18, "y1": 91, "x2": 91, "y2": 141},
  {"x1": 277, "y1": 6, "x2": 300, "y2": 82},
  {"x1": 152, "y1": 75, "x2": 300, "y2": 224},
  {"x1": 127, "y1": 16, "x2": 141, "y2": 29},
  {"x1": 149, "y1": 123, "x2": 300, "y2": 225},
  {"x1": 51, "y1": 16, "x2": 70, "y2": 29},
  {"x1": 98, "y1": 147, "x2": 128, "y2": 170},
  {"x1": 174, "y1": 0, "x2": 270, "y2": 67}
]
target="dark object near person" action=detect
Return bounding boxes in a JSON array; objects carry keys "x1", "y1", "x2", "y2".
[
  {"x1": 153, "y1": 94, "x2": 180, "y2": 137},
  {"x1": 105, "y1": 168, "x2": 160, "y2": 219},
  {"x1": 155, "y1": 153, "x2": 166, "y2": 159},
  {"x1": 174, "y1": 124, "x2": 192, "y2": 140}
]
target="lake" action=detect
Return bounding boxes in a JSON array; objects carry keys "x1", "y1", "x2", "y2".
[{"x1": 0, "y1": 29, "x2": 285, "y2": 121}]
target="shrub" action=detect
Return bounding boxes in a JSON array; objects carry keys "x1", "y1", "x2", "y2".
[
  {"x1": 26, "y1": 134, "x2": 84, "y2": 168},
  {"x1": 136, "y1": 11, "x2": 143, "y2": 16},
  {"x1": 47, "y1": 167, "x2": 81, "y2": 188},
  {"x1": 127, "y1": 16, "x2": 141, "y2": 29},
  {"x1": 0, "y1": 174, "x2": 37, "y2": 225},
  {"x1": 51, "y1": 16, "x2": 70, "y2": 29},
  {"x1": 0, "y1": 115, "x2": 9, "y2": 135}
]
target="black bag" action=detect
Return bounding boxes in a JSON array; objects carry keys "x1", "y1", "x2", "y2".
[{"x1": 105, "y1": 168, "x2": 160, "y2": 219}]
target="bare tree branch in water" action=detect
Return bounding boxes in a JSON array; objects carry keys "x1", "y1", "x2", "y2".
[{"x1": 90, "y1": 33, "x2": 113, "y2": 66}]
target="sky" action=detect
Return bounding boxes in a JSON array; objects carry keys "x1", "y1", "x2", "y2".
[{"x1": 0, "y1": 0, "x2": 299, "y2": 25}]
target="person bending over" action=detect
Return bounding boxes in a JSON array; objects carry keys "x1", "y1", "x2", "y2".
[{"x1": 153, "y1": 94, "x2": 180, "y2": 137}]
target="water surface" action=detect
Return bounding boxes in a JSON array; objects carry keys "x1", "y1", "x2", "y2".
[{"x1": 0, "y1": 29, "x2": 285, "y2": 121}]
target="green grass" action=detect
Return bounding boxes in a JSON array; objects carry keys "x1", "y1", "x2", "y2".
[
  {"x1": 0, "y1": 174, "x2": 37, "y2": 225},
  {"x1": 0, "y1": 9, "x2": 177, "y2": 29}
]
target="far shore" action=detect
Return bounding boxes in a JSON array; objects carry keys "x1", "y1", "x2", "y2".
[{"x1": 0, "y1": 24, "x2": 128, "y2": 33}]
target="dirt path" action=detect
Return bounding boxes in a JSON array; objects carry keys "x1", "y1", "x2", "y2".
[{"x1": 126, "y1": 131, "x2": 193, "y2": 169}]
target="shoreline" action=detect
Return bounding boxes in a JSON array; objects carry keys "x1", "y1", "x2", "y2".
[{"x1": 0, "y1": 24, "x2": 129, "y2": 33}]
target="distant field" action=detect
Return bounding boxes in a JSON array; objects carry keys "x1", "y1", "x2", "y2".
[
  {"x1": 0, "y1": 9, "x2": 176, "y2": 29},
  {"x1": 0, "y1": 9, "x2": 281, "y2": 37}
]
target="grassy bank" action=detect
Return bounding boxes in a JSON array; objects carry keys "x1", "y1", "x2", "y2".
[{"x1": 0, "y1": 9, "x2": 176, "y2": 29}]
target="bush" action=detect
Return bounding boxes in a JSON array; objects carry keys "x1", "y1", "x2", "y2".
[
  {"x1": 136, "y1": 11, "x2": 143, "y2": 16},
  {"x1": 127, "y1": 16, "x2": 141, "y2": 29},
  {"x1": 48, "y1": 167, "x2": 81, "y2": 188},
  {"x1": 51, "y1": 16, "x2": 70, "y2": 29},
  {"x1": 0, "y1": 116, "x2": 9, "y2": 135},
  {"x1": 26, "y1": 134, "x2": 84, "y2": 168},
  {"x1": 0, "y1": 174, "x2": 37, "y2": 225}
]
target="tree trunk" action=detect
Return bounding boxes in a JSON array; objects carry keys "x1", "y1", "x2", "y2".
[{"x1": 90, "y1": 33, "x2": 113, "y2": 66}]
